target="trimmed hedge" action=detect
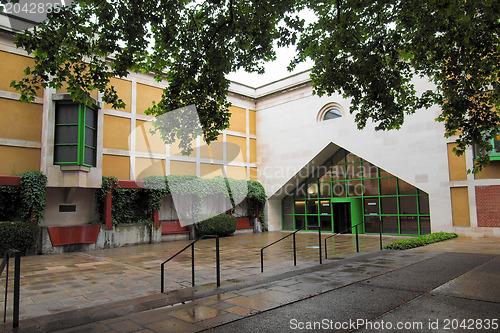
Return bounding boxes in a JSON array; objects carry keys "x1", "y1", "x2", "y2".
[
  {"x1": 195, "y1": 214, "x2": 237, "y2": 237},
  {"x1": 383, "y1": 232, "x2": 458, "y2": 250},
  {"x1": 0, "y1": 221, "x2": 39, "y2": 256}
]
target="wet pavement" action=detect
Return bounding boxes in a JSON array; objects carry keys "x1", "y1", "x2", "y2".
[{"x1": 1, "y1": 234, "x2": 499, "y2": 332}]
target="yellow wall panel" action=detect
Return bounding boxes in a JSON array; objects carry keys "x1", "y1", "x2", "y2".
[
  {"x1": 226, "y1": 135, "x2": 246, "y2": 163},
  {"x1": 104, "y1": 78, "x2": 132, "y2": 112},
  {"x1": 0, "y1": 98, "x2": 42, "y2": 142},
  {"x1": 102, "y1": 154, "x2": 130, "y2": 180},
  {"x1": 450, "y1": 187, "x2": 470, "y2": 227},
  {"x1": 0, "y1": 146, "x2": 40, "y2": 175},
  {"x1": 170, "y1": 161, "x2": 196, "y2": 176},
  {"x1": 249, "y1": 138, "x2": 257, "y2": 163},
  {"x1": 249, "y1": 110, "x2": 256, "y2": 135},
  {"x1": 199, "y1": 135, "x2": 223, "y2": 160},
  {"x1": 228, "y1": 106, "x2": 246, "y2": 133},
  {"x1": 250, "y1": 167, "x2": 258, "y2": 181},
  {"x1": 169, "y1": 139, "x2": 197, "y2": 158},
  {"x1": 447, "y1": 143, "x2": 467, "y2": 181},
  {"x1": 227, "y1": 166, "x2": 247, "y2": 180},
  {"x1": 103, "y1": 115, "x2": 130, "y2": 150},
  {"x1": 55, "y1": 64, "x2": 98, "y2": 100},
  {"x1": 475, "y1": 163, "x2": 500, "y2": 180},
  {"x1": 135, "y1": 120, "x2": 165, "y2": 154},
  {"x1": 136, "y1": 158, "x2": 165, "y2": 179},
  {"x1": 136, "y1": 83, "x2": 163, "y2": 115},
  {"x1": 0, "y1": 51, "x2": 42, "y2": 97},
  {"x1": 200, "y1": 163, "x2": 224, "y2": 178}
]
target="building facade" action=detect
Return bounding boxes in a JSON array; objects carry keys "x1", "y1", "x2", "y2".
[{"x1": 1, "y1": 18, "x2": 499, "y2": 252}]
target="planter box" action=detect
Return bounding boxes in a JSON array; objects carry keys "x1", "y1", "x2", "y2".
[{"x1": 47, "y1": 225, "x2": 100, "y2": 246}]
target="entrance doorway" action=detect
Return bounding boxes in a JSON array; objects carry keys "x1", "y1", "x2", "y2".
[{"x1": 332, "y1": 202, "x2": 351, "y2": 233}]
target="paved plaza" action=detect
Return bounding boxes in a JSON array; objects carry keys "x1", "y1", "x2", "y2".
[{"x1": 1, "y1": 233, "x2": 499, "y2": 332}]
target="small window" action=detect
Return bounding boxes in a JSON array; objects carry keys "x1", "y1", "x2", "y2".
[
  {"x1": 317, "y1": 102, "x2": 344, "y2": 122},
  {"x1": 54, "y1": 102, "x2": 97, "y2": 167},
  {"x1": 323, "y1": 108, "x2": 342, "y2": 120},
  {"x1": 490, "y1": 136, "x2": 500, "y2": 161}
]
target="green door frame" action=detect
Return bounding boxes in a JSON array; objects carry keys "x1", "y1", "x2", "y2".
[{"x1": 331, "y1": 197, "x2": 364, "y2": 234}]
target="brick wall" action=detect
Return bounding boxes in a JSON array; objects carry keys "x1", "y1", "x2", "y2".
[{"x1": 476, "y1": 185, "x2": 500, "y2": 227}]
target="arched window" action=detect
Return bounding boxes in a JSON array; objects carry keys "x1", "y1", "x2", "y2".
[{"x1": 317, "y1": 102, "x2": 344, "y2": 122}]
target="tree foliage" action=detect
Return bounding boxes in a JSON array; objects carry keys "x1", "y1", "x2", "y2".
[{"x1": 5, "y1": 0, "x2": 500, "y2": 170}]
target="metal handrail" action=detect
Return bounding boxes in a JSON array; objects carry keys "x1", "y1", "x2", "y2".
[
  {"x1": 1, "y1": 250, "x2": 20, "y2": 328},
  {"x1": 160, "y1": 235, "x2": 220, "y2": 293},
  {"x1": 324, "y1": 219, "x2": 383, "y2": 259},
  {"x1": 260, "y1": 228, "x2": 302, "y2": 272}
]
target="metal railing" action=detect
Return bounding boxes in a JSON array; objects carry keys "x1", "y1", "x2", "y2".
[
  {"x1": 160, "y1": 235, "x2": 220, "y2": 293},
  {"x1": 260, "y1": 227, "x2": 323, "y2": 272},
  {"x1": 324, "y1": 220, "x2": 383, "y2": 259},
  {"x1": 1, "y1": 250, "x2": 21, "y2": 328}
]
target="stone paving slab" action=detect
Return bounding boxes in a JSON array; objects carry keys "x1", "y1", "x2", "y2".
[{"x1": 2, "y1": 236, "x2": 498, "y2": 332}]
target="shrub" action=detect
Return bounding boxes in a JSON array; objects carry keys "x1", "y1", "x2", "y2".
[
  {"x1": 0, "y1": 221, "x2": 40, "y2": 256},
  {"x1": 195, "y1": 214, "x2": 237, "y2": 237},
  {"x1": 383, "y1": 232, "x2": 458, "y2": 250}
]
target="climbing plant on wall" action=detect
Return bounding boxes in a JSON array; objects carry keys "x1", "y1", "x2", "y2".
[{"x1": 96, "y1": 175, "x2": 267, "y2": 226}]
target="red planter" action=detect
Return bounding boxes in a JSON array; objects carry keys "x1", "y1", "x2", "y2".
[{"x1": 47, "y1": 225, "x2": 101, "y2": 246}]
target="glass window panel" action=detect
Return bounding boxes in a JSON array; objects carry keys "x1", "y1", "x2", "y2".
[
  {"x1": 380, "y1": 177, "x2": 397, "y2": 195},
  {"x1": 320, "y1": 216, "x2": 332, "y2": 231},
  {"x1": 54, "y1": 145, "x2": 77, "y2": 163},
  {"x1": 398, "y1": 180, "x2": 416, "y2": 195},
  {"x1": 331, "y1": 182, "x2": 346, "y2": 197},
  {"x1": 347, "y1": 153, "x2": 360, "y2": 163},
  {"x1": 55, "y1": 125, "x2": 78, "y2": 144},
  {"x1": 379, "y1": 169, "x2": 395, "y2": 178},
  {"x1": 319, "y1": 200, "x2": 331, "y2": 214},
  {"x1": 381, "y1": 216, "x2": 399, "y2": 234},
  {"x1": 494, "y1": 137, "x2": 500, "y2": 153},
  {"x1": 282, "y1": 215, "x2": 294, "y2": 229},
  {"x1": 364, "y1": 198, "x2": 379, "y2": 215},
  {"x1": 319, "y1": 182, "x2": 331, "y2": 197},
  {"x1": 295, "y1": 215, "x2": 305, "y2": 230},
  {"x1": 84, "y1": 147, "x2": 96, "y2": 166},
  {"x1": 400, "y1": 216, "x2": 419, "y2": 234},
  {"x1": 85, "y1": 106, "x2": 96, "y2": 128},
  {"x1": 345, "y1": 162, "x2": 362, "y2": 179},
  {"x1": 307, "y1": 215, "x2": 319, "y2": 228},
  {"x1": 363, "y1": 178, "x2": 379, "y2": 196},
  {"x1": 323, "y1": 109, "x2": 342, "y2": 120},
  {"x1": 319, "y1": 170, "x2": 332, "y2": 182},
  {"x1": 295, "y1": 183, "x2": 306, "y2": 199},
  {"x1": 362, "y1": 162, "x2": 378, "y2": 178},
  {"x1": 364, "y1": 216, "x2": 381, "y2": 233},
  {"x1": 294, "y1": 201, "x2": 305, "y2": 214},
  {"x1": 85, "y1": 127, "x2": 96, "y2": 147},
  {"x1": 381, "y1": 196, "x2": 398, "y2": 214},
  {"x1": 347, "y1": 180, "x2": 362, "y2": 197},
  {"x1": 307, "y1": 183, "x2": 319, "y2": 198},
  {"x1": 283, "y1": 197, "x2": 293, "y2": 215},
  {"x1": 399, "y1": 196, "x2": 417, "y2": 214},
  {"x1": 330, "y1": 164, "x2": 345, "y2": 181},
  {"x1": 307, "y1": 200, "x2": 318, "y2": 214},
  {"x1": 419, "y1": 217, "x2": 431, "y2": 235},
  {"x1": 418, "y1": 195, "x2": 430, "y2": 215},
  {"x1": 56, "y1": 104, "x2": 79, "y2": 124}
]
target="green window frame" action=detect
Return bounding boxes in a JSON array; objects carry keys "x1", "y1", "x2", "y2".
[
  {"x1": 54, "y1": 102, "x2": 97, "y2": 167},
  {"x1": 489, "y1": 136, "x2": 500, "y2": 161}
]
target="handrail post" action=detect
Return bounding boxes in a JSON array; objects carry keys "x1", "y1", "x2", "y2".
[
  {"x1": 318, "y1": 227, "x2": 322, "y2": 264},
  {"x1": 379, "y1": 218, "x2": 383, "y2": 250},
  {"x1": 355, "y1": 224, "x2": 359, "y2": 252},
  {"x1": 13, "y1": 251, "x2": 20, "y2": 328},
  {"x1": 161, "y1": 264, "x2": 165, "y2": 293},
  {"x1": 324, "y1": 237, "x2": 328, "y2": 260},
  {"x1": 260, "y1": 249, "x2": 264, "y2": 273},
  {"x1": 216, "y1": 237, "x2": 220, "y2": 287},
  {"x1": 191, "y1": 243, "x2": 195, "y2": 287},
  {"x1": 293, "y1": 232, "x2": 297, "y2": 266},
  {"x1": 3, "y1": 253, "x2": 9, "y2": 324}
]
